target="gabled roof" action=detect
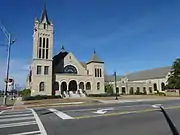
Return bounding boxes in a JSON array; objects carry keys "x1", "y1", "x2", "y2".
[
  {"x1": 80, "y1": 62, "x2": 87, "y2": 68},
  {"x1": 125, "y1": 66, "x2": 171, "y2": 81},
  {"x1": 88, "y1": 50, "x2": 104, "y2": 64},
  {"x1": 53, "y1": 51, "x2": 68, "y2": 67}
]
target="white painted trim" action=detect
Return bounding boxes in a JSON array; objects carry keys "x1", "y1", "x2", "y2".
[
  {"x1": 30, "y1": 109, "x2": 47, "y2": 135},
  {"x1": 0, "y1": 121, "x2": 36, "y2": 128},
  {"x1": 48, "y1": 108, "x2": 74, "y2": 120},
  {"x1": 9, "y1": 130, "x2": 40, "y2": 135}
]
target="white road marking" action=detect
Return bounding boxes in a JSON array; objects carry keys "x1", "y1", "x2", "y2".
[
  {"x1": 9, "y1": 130, "x2": 41, "y2": 135},
  {"x1": 3, "y1": 111, "x2": 32, "y2": 115},
  {"x1": 0, "y1": 116, "x2": 34, "y2": 122},
  {"x1": 30, "y1": 109, "x2": 47, "y2": 135},
  {"x1": 0, "y1": 110, "x2": 4, "y2": 115},
  {"x1": 0, "y1": 113, "x2": 32, "y2": 118},
  {"x1": 64, "y1": 104, "x2": 151, "y2": 112},
  {"x1": 0, "y1": 121, "x2": 36, "y2": 128},
  {"x1": 49, "y1": 108, "x2": 74, "y2": 120},
  {"x1": 93, "y1": 108, "x2": 114, "y2": 114}
]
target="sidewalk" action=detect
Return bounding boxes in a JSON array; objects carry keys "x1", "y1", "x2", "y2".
[{"x1": 1, "y1": 95, "x2": 179, "y2": 110}]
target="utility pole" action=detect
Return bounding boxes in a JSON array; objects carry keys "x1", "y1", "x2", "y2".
[
  {"x1": 0, "y1": 21, "x2": 16, "y2": 106},
  {"x1": 114, "y1": 71, "x2": 118, "y2": 100}
]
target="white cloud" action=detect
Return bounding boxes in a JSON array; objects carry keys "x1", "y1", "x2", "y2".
[{"x1": 0, "y1": 59, "x2": 30, "y2": 90}]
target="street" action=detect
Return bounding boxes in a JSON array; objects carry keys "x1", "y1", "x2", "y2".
[{"x1": 0, "y1": 99, "x2": 180, "y2": 135}]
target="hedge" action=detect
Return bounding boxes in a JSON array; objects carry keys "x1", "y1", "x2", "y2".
[
  {"x1": 22, "y1": 95, "x2": 62, "y2": 101},
  {"x1": 87, "y1": 93, "x2": 120, "y2": 97}
]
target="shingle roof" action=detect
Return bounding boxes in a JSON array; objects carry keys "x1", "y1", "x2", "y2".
[
  {"x1": 105, "y1": 75, "x2": 123, "y2": 82},
  {"x1": 88, "y1": 50, "x2": 104, "y2": 63},
  {"x1": 105, "y1": 66, "x2": 172, "y2": 82},
  {"x1": 125, "y1": 66, "x2": 172, "y2": 81},
  {"x1": 80, "y1": 62, "x2": 87, "y2": 69}
]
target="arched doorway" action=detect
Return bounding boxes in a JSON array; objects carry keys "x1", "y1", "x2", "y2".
[
  {"x1": 161, "y1": 82, "x2": 165, "y2": 91},
  {"x1": 61, "y1": 82, "x2": 67, "y2": 94},
  {"x1": 79, "y1": 82, "x2": 84, "y2": 90},
  {"x1": 54, "y1": 82, "x2": 59, "y2": 91},
  {"x1": 69, "y1": 80, "x2": 77, "y2": 92},
  {"x1": 153, "y1": 83, "x2": 157, "y2": 91},
  {"x1": 52, "y1": 81, "x2": 59, "y2": 95},
  {"x1": 86, "y1": 82, "x2": 91, "y2": 90}
]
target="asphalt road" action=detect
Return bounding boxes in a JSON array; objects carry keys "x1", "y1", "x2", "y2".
[{"x1": 1, "y1": 99, "x2": 180, "y2": 135}]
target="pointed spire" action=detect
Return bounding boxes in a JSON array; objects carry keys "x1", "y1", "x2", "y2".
[
  {"x1": 93, "y1": 48, "x2": 96, "y2": 54},
  {"x1": 40, "y1": 0, "x2": 50, "y2": 24},
  {"x1": 88, "y1": 49, "x2": 104, "y2": 64},
  {"x1": 61, "y1": 44, "x2": 65, "y2": 52}
]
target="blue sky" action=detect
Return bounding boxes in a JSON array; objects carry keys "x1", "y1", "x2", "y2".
[{"x1": 0, "y1": 0, "x2": 180, "y2": 89}]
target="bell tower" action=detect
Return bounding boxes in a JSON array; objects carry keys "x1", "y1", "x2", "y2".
[{"x1": 31, "y1": 2, "x2": 54, "y2": 96}]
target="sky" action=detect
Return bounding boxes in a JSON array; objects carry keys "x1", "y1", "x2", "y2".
[{"x1": 1, "y1": 0, "x2": 180, "y2": 89}]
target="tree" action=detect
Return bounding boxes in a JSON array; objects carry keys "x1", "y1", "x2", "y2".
[
  {"x1": 105, "y1": 84, "x2": 114, "y2": 94},
  {"x1": 19, "y1": 89, "x2": 31, "y2": 97},
  {"x1": 166, "y1": 58, "x2": 180, "y2": 89}
]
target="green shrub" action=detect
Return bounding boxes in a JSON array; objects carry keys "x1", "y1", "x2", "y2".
[
  {"x1": 105, "y1": 84, "x2": 114, "y2": 94},
  {"x1": 135, "y1": 89, "x2": 140, "y2": 95},
  {"x1": 129, "y1": 88, "x2": 134, "y2": 95},
  {"x1": 143, "y1": 89, "x2": 147, "y2": 95},
  {"x1": 22, "y1": 95, "x2": 62, "y2": 101},
  {"x1": 19, "y1": 89, "x2": 31, "y2": 97},
  {"x1": 88, "y1": 93, "x2": 119, "y2": 97}
]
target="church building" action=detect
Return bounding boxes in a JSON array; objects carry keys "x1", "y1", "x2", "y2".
[{"x1": 26, "y1": 5, "x2": 105, "y2": 96}]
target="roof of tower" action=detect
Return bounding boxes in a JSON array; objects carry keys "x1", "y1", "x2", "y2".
[
  {"x1": 40, "y1": 1, "x2": 50, "y2": 24},
  {"x1": 87, "y1": 49, "x2": 104, "y2": 64}
]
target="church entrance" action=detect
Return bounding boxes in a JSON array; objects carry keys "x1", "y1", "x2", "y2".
[
  {"x1": 79, "y1": 82, "x2": 84, "y2": 90},
  {"x1": 61, "y1": 82, "x2": 67, "y2": 94},
  {"x1": 68, "y1": 80, "x2": 77, "y2": 93}
]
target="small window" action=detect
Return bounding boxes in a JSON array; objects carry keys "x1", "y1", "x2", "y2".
[
  {"x1": 97, "y1": 68, "x2": 99, "y2": 77},
  {"x1": 42, "y1": 49, "x2": 45, "y2": 59},
  {"x1": 39, "y1": 37, "x2": 42, "y2": 47},
  {"x1": 43, "y1": 38, "x2": 45, "y2": 48},
  {"x1": 38, "y1": 48, "x2": 41, "y2": 58},
  {"x1": 44, "y1": 66, "x2": 49, "y2": 75},
  {"x1": 37, "y1": 66, "x2": 42, "y2": 74},
  {"x1": 46, "y1": 38, "x2": 49, "y2": 48},
  {"x1": 39, "y1": 82, "x2": 45, "y2": 91},
  {"x1": 44, "y1": 23, "x2": 46, "y2": 29},
  {"x1": 95, "y1": 68, "x2": 97, "y2": 77},
  {"x1": 87, "y1": 70, "x2": 89, "y2": 75},
  {"x1": 97, "y1": 82, "x2": 100, "y2": 90},
  {"x1": 100, "y1": 69, "x2": 102, "y2": 77},
  {"x1": 46, "y1": 49, "x2": 48, "y2": 59}
]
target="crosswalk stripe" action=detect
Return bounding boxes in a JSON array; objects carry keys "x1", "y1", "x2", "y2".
[
  {"x1": 3, "y1": 111, "x2": 32, "y2": 115},
  {"x1": 30, "y1": 109, "x2": 47, "y2": 135},
  {"x1": 0, "y1": 113, "x2": 33, "y2": 118},
  {"x1": 0, "y1": 116, "x2": 34, "y2": 122},
  {"x1": 9, "y1": 130, "x2": 41, "y2": 135},
  {"x1": 0, "y1": 121, "x2": 37, "y2": 128},
  {"x1": 48, "y1": 108, "x2": 74, "y2": 120}
]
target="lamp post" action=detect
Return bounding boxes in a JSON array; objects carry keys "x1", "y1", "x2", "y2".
[
  {"x1": 114, "y1": 71, "x2": 118, "y2": 100},
  {"x1": 0, "y1": 21, "x2": 16, "y2": 106}
]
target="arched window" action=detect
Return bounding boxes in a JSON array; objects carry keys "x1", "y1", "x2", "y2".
[
  {"x1": 161, "y1": 82, "x2": 165, "y2": 91},
  {"x1": 39, "y1": 82, "x2": 45, "y2": 91},
  {"x1": 97, "y1": 82, "x2": 100, "y2": 90},
  {"x1": 153, "y1": 83, "x2": 157, "y2": 91},
  {"x1": 64, "y1": 65, "x2": 77, "y2": 74},
  {"x1": 86, "y1": 82, "x2": 91, "y2": 90}
]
